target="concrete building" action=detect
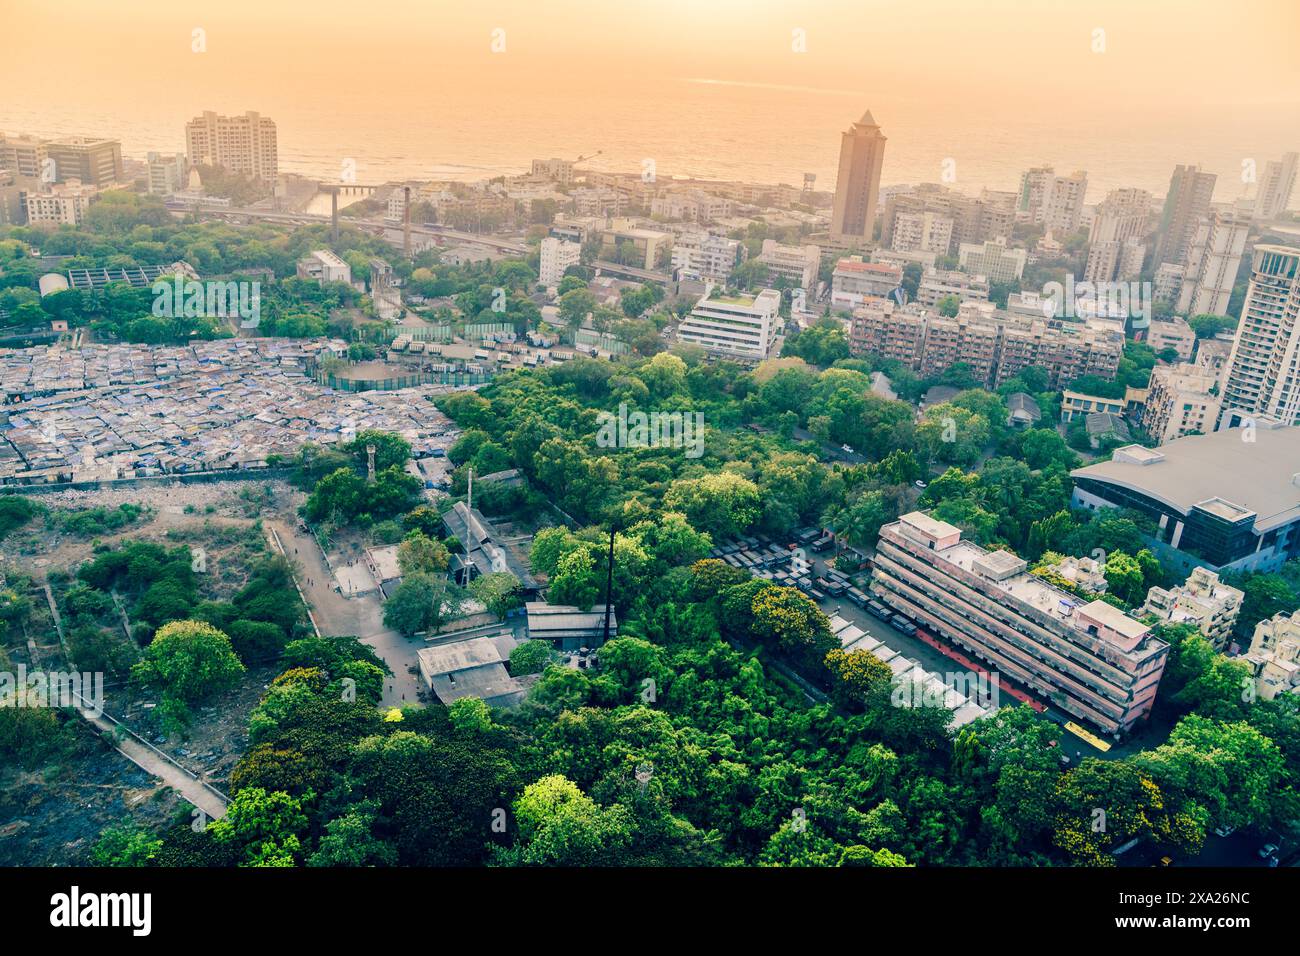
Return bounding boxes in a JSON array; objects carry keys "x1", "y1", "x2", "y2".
[
  {"x1": 915, "y1": 269, "x2": 990, "y2": 308},
  {"x1": 1244, "y1": 611, "x2": 1300, "y2": 701},
  {"x1": 676, "y1": 287, "x2": 782, "y2": 360},
  {"x1": 671, "y1": 232, "x2": 741, "y2": 281},
  {"x1": 1154, "y1": 164, "x2": 1217, "y2": 267},
  {"x1": 1253, "y1": 152, "x2": 1298, "y2": 221},
  {"x1": 872, "y1": 512, "x2": 1169, "y2": 736},
  {"x1": 1141, "y1": 567, "x2": 1243, "y2": 651},
  {"x1": 830, "y1": 256, "x2": 901, "y2": 309},
  {"x1": 538, "y1": 236, "x2": 581, "y2": 287},
  {"x1": 1139, "y1": 363, "x2": 1221, "y2": 444},
  {"x1": 848, "y1": 299, "x2": 928, "y2": 366},
  {"x1": 24, "y1": 181, "x2": 98, "y2": 227},
  {"x1": 146, "y1": 152, "x2": 187, "y2": 196},
  {"x1": 44, "y1": 138, "x2": 123, "y2": 188},
  {"x1": 890, "y1": 209, "x2": 953, "y2": 256},
  {"x1": 1071, "y1": 424, "x2": 1300, "y2": 573},
  {"x1": 1145, "y1": 316, "x2": 1197, "y2": 362},
  {"x1": 650, "y1": 189, "x2": 732, "y2": 223},
  {"x1": 1177, "y1": 212, "x2": 1249, "y2": 317},
  {"x1": 530, "y1": 158, "x2": 575, "y2": 184},
  {"x1": 958, "y1": 237, "x2": 1027, "y2": 283},
  {"x1": 525, "y1": 602, "x2": 617, "y2": 651},
  {"x1": 598, "y1": 220, "x2": 670, "y2": 270},
  {"x1": 830, "y1": 110, "x2": 887, "y2": 243},
  {"x1": 1085, "y1": 187, "x2": 1151, "y2": 283},
  {"x1": 416, "y1": 631, "x2": 526, "y2": 708},
  {"x1": 296, "y1": 250, "x2": 351, "y2": 284},
  {"x1": 1060, "y1": 390, "x2": 1125, "y2": 422},
  {"x1": 1219, "y1": 245, "x2": 1300, "y2": 425},
  {"x1": 184, "y1": 110, "x2": 278, "y2": 181},
  {"x1": 1154, "y1": 262, "x2": 1187, "y2": 304},
  {"x1": 1018, "y1": 166, "x2": 1088, "y2": 234},
  {"x1": 0, "y1": 134, "x2": 48, "y2": 181},
  {"x1": 758, "y1": 239, "x2": 820, "y2": 290}
]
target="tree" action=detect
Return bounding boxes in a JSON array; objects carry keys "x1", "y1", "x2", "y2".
[
  {"x1": 503, "y1": 774, "x2": 634, "y2": 867},
  {"x1": 131, "y1": 620, "x2": 245, "y2": 728},
  {"x1": 308, "y1": 806, "x2": 397, "y2": 867},
  {"x1": 383, "y1": 573, "x2": 466, "y2": 636},
  {"x1": 1103, "y1": 551, "x2": 1147, "y2": 606},
  {"x1": 396, "y1": 531, "x2": 450, "y2": 576},
  {"x1": 90, "y1": 825, "x2": 162, "y2": 867},
  {"x1": 509, "y1": 639, "x2": 553, "y2": 675},
  {"x1": 664, "y1": 472, "x2": 761, "y2": 538},
  {"x1": 207, "y1": 787, "x2": 310, "y2": 867},
  {"x1": 824, "y1": 647, "x2": 892, "y2": 709},
  {"x1": 469, "y1": 571, "x2": 523, "y2": 620}
]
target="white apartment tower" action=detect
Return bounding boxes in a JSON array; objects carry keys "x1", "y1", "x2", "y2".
[
  {"x1": 1219, "y1": 245, "x2": 1300, "y2": 425},
  {"x1": 539, "y1": 237, "x2": 581, "y2": 287},
  {"x1": 185, "y1": 110, "x2": 279, "y2": 181},
  {"x1": 1176, "y1": 212, "x2": 1249, "y2": 317},
  {"x1": 1254, "y1": 152, "x2": 1298, "y2": 221}
]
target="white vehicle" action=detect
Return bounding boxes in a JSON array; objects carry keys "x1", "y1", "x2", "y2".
[{"x1": 840, "y1": 444, "x2": 854, "y2": 454}]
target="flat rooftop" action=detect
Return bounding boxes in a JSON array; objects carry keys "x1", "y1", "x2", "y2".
[{"x1": 1072, "y1": 424, "x2": 1300, "y2": 533}]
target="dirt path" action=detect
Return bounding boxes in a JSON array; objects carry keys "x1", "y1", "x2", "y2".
[{"x1": 266, "y1": 519, "x2": 423, "y2": 708}]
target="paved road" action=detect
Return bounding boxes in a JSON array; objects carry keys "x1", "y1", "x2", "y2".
[{"x1": 267, "y1": 520, "x2": 422, "y2": 708}]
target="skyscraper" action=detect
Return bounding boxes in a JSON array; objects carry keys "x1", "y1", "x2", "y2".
[
  {"x1": 1018, "y1": 166, "x2": 1088, "y2": 234},
  {"x1": 1084, "y1": 187, "x2": 1151, "y2": 283},
  {"x1": 1176, "y1": 212, "x2": 1249, "y2": 317},
  {"x1": 185, "y1": 110, "x2": 279, "y2": 181},
  {"x1": 1254, "y1": 152, "x2": 1299, "y2": 221},
  {"x1": 1219, "y1": 245, "x2": 1300, "y2": 425},
  {"x1": 830, "y1": 110, "x2": 886, "y2": 243},
  {"x1": 1153, "y1": 164, "x2": 1216, "y2": 267}
]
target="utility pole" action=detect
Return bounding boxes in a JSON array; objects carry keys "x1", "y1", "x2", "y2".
[
  {"x1": 602, "y1": 524, "x2": 616, "y2": 643},
  {"x1": 467, "y1": 466, "x2": 474, "y2": 513}
]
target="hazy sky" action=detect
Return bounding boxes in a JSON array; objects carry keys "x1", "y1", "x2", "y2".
[
  {"x1": 3, "y1": 0, "x2": 1298, "y2": 195},
  {"x1": 5, "y1": 0, "x2": 1297, "y2": 111}
]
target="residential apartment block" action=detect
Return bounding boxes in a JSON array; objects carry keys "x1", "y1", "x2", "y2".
[
  {"x1": 538, "y1": 237, "x2": 581, "y2": 287},
  {"x1": 184, "y1": 110, "x2": 279, "y2": 181},
  {"x1": 1219, "y1": 245, "x2": 1300, "y2": 425},
  {"x1": 872, "y1": 512, "x2": 1169, "y2": 735},
  {"x1": 1154, "y1": 164, "x2": 1216, "y2": 267},
  {"x1": 671, "y1": 232, "x2": 741, "y2": 281},
  {"x1": 1141, "y1": 567, "x2": 1243, "y2": 651},
  {"x1": 915, "y1": 269, "x2": 990, "y2": 308},
  {"x1": 1177, "y1": 212, "x2": 1249, "y2": 317},
  {"x1": 1139, "y1": 363, "x2": 1221, "y2": 444},
  {"x1": 1244, "y1": 610, "x2": 1300, "y2": 701},
  {"x1": 24, "y1": 181, "x2": 98, "y2": 227},
  {"x1": 831, "y1": 256, "x2": 901, "y2": 309},
  {"x1": 758, "y1": 239, "x2": 821, "y2": 290},
  {"x1": 957, "y1": 237, "x2": 1027, "y2": 283}
]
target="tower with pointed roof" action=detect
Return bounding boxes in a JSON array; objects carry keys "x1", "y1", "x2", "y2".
[{"x1": 830, "y1": 110, "x2": 887, "y2": 243}]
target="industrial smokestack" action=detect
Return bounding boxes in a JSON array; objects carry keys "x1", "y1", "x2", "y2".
[
  {"x1": 403, "y1": 185, "x2": 412, "y2": 257},
  {"x1": 330, "y1": 187, "x2": 339, "y2": 244}
]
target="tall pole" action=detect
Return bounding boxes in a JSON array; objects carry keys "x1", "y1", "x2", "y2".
[
  {"x1": 602, "y1": 524, "x2": 616, "y2": 643},
  {"x1": 466, "y1": 466, "x2": 474, "y2": 513}
]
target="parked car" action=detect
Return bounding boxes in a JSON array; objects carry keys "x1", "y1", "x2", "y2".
[
  {"x1": 1213, "y1": 825, "x2": 1237, "y2": 838},
  {"x1": 1259, "y1": 842, "x2": 1280, "y2": 859}
]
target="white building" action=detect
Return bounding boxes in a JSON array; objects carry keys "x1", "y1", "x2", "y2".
[
  {"x1": 184, "y1": 110, "x2": 278, "y2": 181},
  {"x1": 916, "y1": 269, "x2": 990, "y2": 308},
  {"x1": 831, "y1": 256, "x2": 902, "y2": 310},
  {"x1": 1140, "y1": 362, "x2": 1223, "y2": 443},
  {"x1": 146, "y1": 153, "x2": 187, "y2": 196},
  {"x1": 676, "y1": 288, "x2": 782, "y2": 360},
  {"x1": 1145, "y1": 316, "x2": 1197, "y2": 362},
  {"x1": 25, "y1": 180, "x2": 98, "y2": 227},
  {"x1": 890, "y1": 209, "x2": 953, "y2": 256},
  {"x1": 1018, "y1": 166, "x2": 1088, "y2": 234},
  {"x1": 539, "y1": 237, "x2": 581, "y2": 287},
  {"x1": 1219, "y1": 244, "x2": 1300, "y2": 426},
  {"x1": 1141, "y1": 567, "x2": 1243, "y2": 651},
  {"x1": 1253, "y1": 152, "x2": 1298, "y2": 221},
  {"x1": 757, "y1": 239, "x2": 820, "y2": 290},
  {"x1": 296, "y1": 250, "x2": 352, "y2": 284},
  {"x1": 671, "y1": 232, "x2": 741, "y2": 281},
  {"x1": 531, "y1": 158, "x2": 575, "y2": 185},
  {"x1": 958, "y1": 237, "x2": 1026, "y2": 283},
  {"x1": 1244, "y1": 610, "x2": 1300, "y2": 700},
  {"x1": 1177, "y1": 212, "x2": 1249, "y2": 317}
]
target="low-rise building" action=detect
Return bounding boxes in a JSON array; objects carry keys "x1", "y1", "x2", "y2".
[
  {"x1": 676, "y1": 287, "x2": 782, "y2": 360},
  {"x1": 831, "y1": 256, "x2": 902, "y2": 309},
  {"x1": 416, "y1": 631, "x2": 526, "y2": 708},
  {"x1": 915, "y1": 269, "x2": 990, "y2": 308},
  {"x1": 24, "y1": 181, "x2": 98, "y2": 227},
  {"x1": 296, "y1": 249, "x2": 351, "y2": 284},
  {"x1": 871, "y1": 512, "x2": 1169, "y2": 735},
  {"x1": 525, "y1": 602, "x2": 617, "y2": 651},
  {"x1": 1244, "y1": 611, "x2": 1300, "y2": 701},
  {"x1": 759, "y1": 239, "x2": 821, "y2": 290},
  {"x1": 671, "y1": 232, "x2": 741, "y2": 281},
  {"x1": 1061, "y1": 390, "x2": 1125, "y2": 422},
  {"x1": 1140, "y1": 567, "x2": 1243, "y2": 651},
  {"x1": 1146, "y1": 316, "x2": 1196, "y2": 362},
  {"x1": 957, "y1": 237, "x2": 1026, "y2": 283}
]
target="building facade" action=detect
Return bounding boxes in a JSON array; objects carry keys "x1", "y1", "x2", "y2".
[
  {"x1": 1219, "y1": 244, "x2": 1300, "y2": 425},
  {"x1": 676, "y1": 288, "x2": 782, "y2": 360},
  {"x1": 829, "y1": 110, "x2": 887, "y2": 243},
  {"x1": 184, "y1": 110, "x2": 279, "y2": 181}
]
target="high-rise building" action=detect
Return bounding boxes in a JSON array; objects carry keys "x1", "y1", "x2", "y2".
[
  {"x1": 1219, "y1": 245, "x2": 1300, "y2": 425},
  {"x1": 539, "y1": 236, "x2": 581, "y2": 287},
  {"x1": 0, "y1": 133, "x2": 49, "y2": 181},
  {"x1": 871, "y1": 512, "x2": 1169, "y2": 735},
  {"x1": 1153, "y1": 164, "x2": 1216, "y2": 267},
  {"x1": 671, "y1": 232, "x2": 741, "y2": 281},
  {"x1": 1017, "y1": 167, "x2": 1088, "y2": 234},
  {"x1": 1253, "y1": 152, "x2": 1298, "y2": 221},
  {"x1": 829, "y1": 110, "x2": 886, "y2": 243},
  {"x1": 957, "y1": 237, "x2": 1027, "y2": 282},
  {"x1": 185, "y1": 110, "x2": 279, "y2": 181},
  {"x1": 43, "y1": 138, "x2": 123, "y2": 188},
  {"x1": 1084, "y1": 188, "x2": 1151, "y2": 283},
  {"x1": 890, "y1": 209, "x2": 954, "y2": 256},
  {"x1": 1176, "y1": 212, "x2": 1249, "y2": 317}
]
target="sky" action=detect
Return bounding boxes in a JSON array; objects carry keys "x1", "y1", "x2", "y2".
[{"x1": 2, "y1": 0, "x2": 1298, "y2": 194}]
